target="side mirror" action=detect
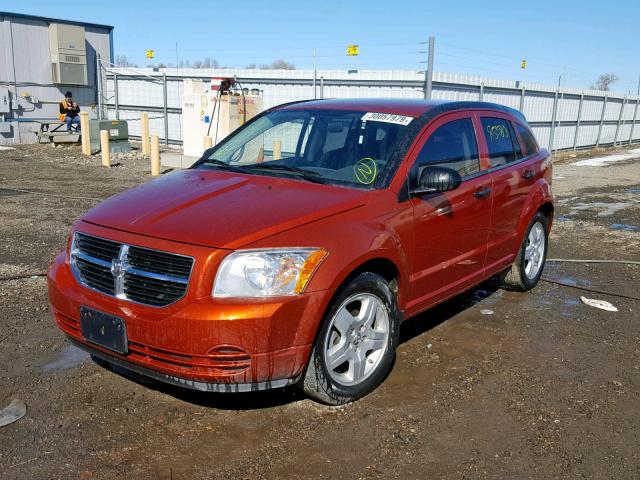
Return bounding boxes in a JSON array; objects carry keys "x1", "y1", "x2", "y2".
[{"x1": 411, "y1": 166, "x2": 462, "y2": 196}]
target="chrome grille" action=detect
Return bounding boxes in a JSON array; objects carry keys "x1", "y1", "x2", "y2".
[{"x1": 70, "y1": 232, "x2": 194, "y2": 307}]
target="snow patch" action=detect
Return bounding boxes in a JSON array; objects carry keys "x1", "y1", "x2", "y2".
[{"x1": 573, "y1": 148, "x2": 640, "y2": 167}]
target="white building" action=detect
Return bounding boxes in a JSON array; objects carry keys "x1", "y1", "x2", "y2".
[{"x1": 0, "y1": 11, "x2": 113, "y2": 144}]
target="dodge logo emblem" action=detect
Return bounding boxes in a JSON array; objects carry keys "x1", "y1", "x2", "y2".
[{"x1": 111, "y1": 258, "x2": 125, "y2": 278}]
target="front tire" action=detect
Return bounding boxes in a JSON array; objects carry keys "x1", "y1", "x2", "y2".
[
  {"x1": 301, "y1": 272, "x2": 401, "y2": 405},
  {"x1": 501, "y1": 212, "x2": 549, "y2": 291}
]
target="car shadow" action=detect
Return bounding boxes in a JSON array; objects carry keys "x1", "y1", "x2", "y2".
[
  {"x1": 399, "y1": 276, "x2": 502, "y2": 345},
  {"x1": 95, "y1": 277, "x2": 503, "y2": 410}
]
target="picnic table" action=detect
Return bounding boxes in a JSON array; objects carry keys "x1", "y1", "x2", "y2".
[{"x1": 36, "y1": 120, "x2": 80, "y2": 145}]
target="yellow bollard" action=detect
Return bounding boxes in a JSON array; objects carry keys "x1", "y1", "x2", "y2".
[
  {"x1": 273, "y1": 140, "x2": 282, "y2": 160},
  {"x1": 80, "y1": 112, "x2": 90, "y2": 155},
  {"x1": 100, "y1": 130, "x2": 110, "y2": 168},
  {"x1": 151, "y1": 135, "x2": 160, "y2": 176},
  {"x1": 204, "y1": 136, "x2": 213, "y2": 150},
  {"x1": 141, "y1": 112, "x2": 150, "y2": 156}
]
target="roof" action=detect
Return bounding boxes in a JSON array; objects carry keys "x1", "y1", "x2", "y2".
[
  {"x1": 280, "y1": 98, "x2": 527, "y2": 123},
  {"x1": 0, "y1": 11, "x2": 114, "y2": 31}
]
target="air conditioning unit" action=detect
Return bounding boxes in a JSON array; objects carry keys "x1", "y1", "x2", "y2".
[{"x1": 49, "y1": 23, "x2": 88, "y2": 86}]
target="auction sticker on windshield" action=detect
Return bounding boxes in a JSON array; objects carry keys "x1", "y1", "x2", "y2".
[{"x1": 361, "y1": 112, "x2": 414, "y2": 126}]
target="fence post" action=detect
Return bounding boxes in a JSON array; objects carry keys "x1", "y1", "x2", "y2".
[
  {"x1": 204, "y1": 136, "x2": 212, "y2": 150},
  {"x1": 319, "y1": 76, "x2": 324, "y2": 99},
  {"x1": 629, "y1": 99, "x2": 639, "y2": 144},
  {"x1": 100, "y1": 130, "x2": 110, "y2": 168},
  {"x1": 613, "y1": 96, "x2": 626, "y2": 146},
  {"x1": 596, "y1": 95, "x2": 608, "y2": 148},
  {"x1": 519, "y1": 85, "x2": 526, "y2": 113},
  {"x1": 548, "y1": 89, "x2": 559, "y2": 151},
  {"x1": 273, "y1": 140, "x2": 282, "y2": 160},
  {"x1": 96, "y1": 53, "x2": 103, "y2": 120},
  {"x1": 141, "y1": 112, "x2": 150, "y2": 155},
  {"x1": 114, "y1": 72, "x2": 119, "y2": 120},
  {"x1": 313, "y1": 69, "x2": 317, "y2": 99},
  {"x1": 151, "y1": 135, "x2": 161, "y2": 176},
  {"x1": 424, "y1": 36, "x2": 435, "y2": 100},
  {"x1": 162, "y1": 73, "x2": 169, "y2": 147},
  {"x1": 573, "y1": 93, "x2": 584, "y2": 151},
  {"x1": 80, "y1": 111, "x2": 91, "y2": 155},
  {"x1": 479, "y1": 82, "x2": 484, "y2": 102}
]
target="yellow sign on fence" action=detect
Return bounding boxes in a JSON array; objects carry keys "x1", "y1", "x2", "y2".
[
  {"x1": 146, "y1": 50, "x2": 155, "y2": 59},
  {"x1": 347, "y1": 45, "x2": 359, "y2": 56}
]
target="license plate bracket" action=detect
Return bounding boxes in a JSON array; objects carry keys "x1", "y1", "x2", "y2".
[{"x1": 80, "y1": 306, "x2": 128, "y2": 354}]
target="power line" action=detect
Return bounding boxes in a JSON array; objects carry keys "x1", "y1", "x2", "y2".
[{"x1": 438, "y1": 39, "x2": 609, "y2": 80}]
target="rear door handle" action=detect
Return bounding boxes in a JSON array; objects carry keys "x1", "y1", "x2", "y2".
[
  {"x1": 473, "y1": 187, "x2": 492, "y2": 199},
  {"x1": 522, "y1": 169, "x2": 535, "y2": 180}
]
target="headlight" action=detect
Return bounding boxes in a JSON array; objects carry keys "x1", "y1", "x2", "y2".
[{"x1": 213, "y1": 248, "x2": 327, "y2": 298}]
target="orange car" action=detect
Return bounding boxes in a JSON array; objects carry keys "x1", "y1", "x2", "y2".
[{"x1": 48, "y1": 99, "x2": 553, "y2": 404}]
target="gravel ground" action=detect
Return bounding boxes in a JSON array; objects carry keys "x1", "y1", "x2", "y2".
[{"x1": 0, "y1": 143, "x2": 639, "y2": 479}]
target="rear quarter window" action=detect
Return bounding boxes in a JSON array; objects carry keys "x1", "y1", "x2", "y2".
[{"x1": 515, "y1": 123, "x2": 539, "y2": 156}]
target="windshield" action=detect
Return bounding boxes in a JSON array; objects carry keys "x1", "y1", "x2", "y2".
[{"x1": 195, "y1": 108, "x2": 414, "y2": 189}]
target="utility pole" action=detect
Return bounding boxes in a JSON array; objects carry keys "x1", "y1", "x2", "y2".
[
  {"x1": 175, "y1": 42, "x2": 179, "y2": 75},
  {"x1": 424, "y1": 36, "x2": 435, "y2": 99}
]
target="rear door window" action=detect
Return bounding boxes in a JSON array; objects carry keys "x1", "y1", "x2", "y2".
[
  {"x1": 413, "y1": 118, "x2": 480, "y2": 179},
  {"x1": 515, "y1": 123, "x2": 539, "y2": 156},
  {"x1": 481, "y1": 118, "x2": 518, "y2": 168}
]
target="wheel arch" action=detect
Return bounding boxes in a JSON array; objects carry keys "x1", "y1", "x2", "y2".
[
  {"x1": 515, "y1": 179, "x2": 554, "y2": 242},
  {"x1": 538, "y1": 201, "x2": 554, "y2": 231}
]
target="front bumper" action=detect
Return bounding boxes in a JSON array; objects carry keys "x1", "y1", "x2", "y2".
[
  {"x1": 69, "y1": 338, "x2": 299, "y2": 392},
  {"x1": 48, "y1": 230, "x2": 332, "y2": 389}
]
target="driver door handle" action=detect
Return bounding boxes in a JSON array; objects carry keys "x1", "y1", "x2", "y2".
[{"x1": 473, "y1": 187, "x2": 492, "y2": 199}]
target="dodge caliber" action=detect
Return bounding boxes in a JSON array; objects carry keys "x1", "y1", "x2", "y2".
[{"x1": 48, "y1": 99, "x2": 554, "y2": 404}]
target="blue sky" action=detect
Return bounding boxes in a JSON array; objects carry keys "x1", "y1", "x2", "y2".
[{"x1": 6, "y1": 0, "x2": 640, "y2": 92}]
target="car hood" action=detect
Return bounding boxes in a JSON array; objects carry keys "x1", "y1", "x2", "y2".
[{"x1": 82, "y1": 169, "x2": 370, "y2": 249}]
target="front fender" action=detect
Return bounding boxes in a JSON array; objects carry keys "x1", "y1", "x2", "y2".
[{"x1": 243, "y1": 198, "x2": 413, "y2": 310}]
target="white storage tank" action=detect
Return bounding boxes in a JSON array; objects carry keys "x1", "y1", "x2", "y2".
[{"x1": 182, "y1": 79, "x2": 262, "y2": 158}]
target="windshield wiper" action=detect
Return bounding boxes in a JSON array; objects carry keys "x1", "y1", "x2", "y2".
[
  {"x1": 198, "y1": 159, "x2": 246, "y2": 173},
  {"x1": 242, "y1": 163, "x2": 327, "y2": 184}
]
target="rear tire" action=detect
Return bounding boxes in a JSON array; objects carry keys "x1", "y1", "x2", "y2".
[
  {"x1": 501, "y1": 212, "x2": 549, "y2": 291},
  {"x1": 300, "y1": 272, "x2": 401, "y2": 405}
]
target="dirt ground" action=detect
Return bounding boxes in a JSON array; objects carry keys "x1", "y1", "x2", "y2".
[{"x1": 0, "y1": 143, "x2": 639, "y2": 480}]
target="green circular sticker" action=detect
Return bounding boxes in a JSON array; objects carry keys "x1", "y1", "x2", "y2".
[{"x1": 354, "y1": 157, "x2": 377, "y2": 184}]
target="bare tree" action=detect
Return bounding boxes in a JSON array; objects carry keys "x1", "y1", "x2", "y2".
[
  {"x1": 592, "y1": 73, "x2": 619, "y2": 91},
  {"x1": 115, "y1": 55, "x2": 138, "y2": 68},
  {"x1": 245, "y1": 63, "x2": 257, "y2": 69},
  {"x1": 260, "y1": 59, "x2": 296, "y2": 70},
  {"x1": 202, "y1": 57, "x2": 219, "y2": 68}
]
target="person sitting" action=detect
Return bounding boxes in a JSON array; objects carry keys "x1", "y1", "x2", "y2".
[{"x1": 59, "y1": 91, "x2": 80, "y2": 132}]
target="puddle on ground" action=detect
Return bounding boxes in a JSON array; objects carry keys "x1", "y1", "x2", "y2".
[
  {"x1": 568, "y1": 202, "x2": 633, "y2": 217},
  {"x1": 41, "y1": 345, "x2": 89, "y2": 372},
  {"x1": 0, "y1": 188, "x2": 27, "y2": 197},
  {"x1": 610, "y1": 223, "x2": 640, "y2": 232},
  {"x1": 545, "y1": 275, "x2": 593, "y2": 287},
  {"x1": 625, "y1": 187, "x2": 640, "y2": 195},
  {"x1": 563, "y1": 298, "x2": 582, "y2": 307}
]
